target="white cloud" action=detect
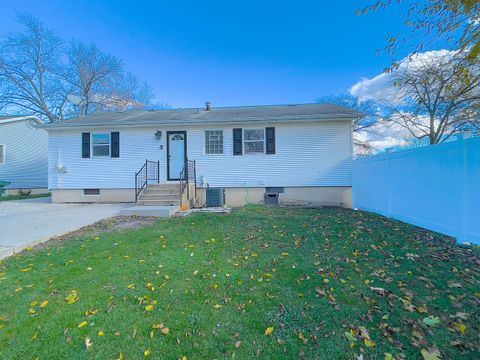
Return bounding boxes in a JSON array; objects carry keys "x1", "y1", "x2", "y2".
[
  {"x1": 350, "y1": 49, "x2": 457, "y2": 103},
  {"x1": 349, "y1": 49, "x2": 460, "y2": 154}
]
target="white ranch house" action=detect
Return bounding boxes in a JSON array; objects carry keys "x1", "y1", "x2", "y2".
[{"x1": 39, "y1": 103, "x2": 360, "y2": 207}]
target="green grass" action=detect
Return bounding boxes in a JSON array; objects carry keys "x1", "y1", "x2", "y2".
[
  {"x1": 0, "y1": 193, "x2": 51, "y2": 202},
  {"x1": 0, "y1": 206, "x2": 479, "y2": 359}
]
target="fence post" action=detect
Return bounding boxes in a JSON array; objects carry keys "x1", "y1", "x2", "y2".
[{"x1": 459, "y1": 137, "x2": 469, "y2": 244}]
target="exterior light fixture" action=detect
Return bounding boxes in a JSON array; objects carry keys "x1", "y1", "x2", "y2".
[{"x1": 155, "y1": 130, "x2": 162, "y2": 140}]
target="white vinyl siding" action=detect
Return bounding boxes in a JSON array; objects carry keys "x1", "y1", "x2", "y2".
[
  {"x1": 0, "y1": 144, "x2": 5, "y2": 164},
  {"x1": 0, "y1": 120, "x2": 48, "y2": 189},
  {"x1": 92, "y1": 133, "x2": 110, "y2": 157},
  {"x1": 205, "y1": 130, "x2": 223, "y2": 155},
  {"x1": 48, "y1": 121, "x2": 352, "y2": 189}
]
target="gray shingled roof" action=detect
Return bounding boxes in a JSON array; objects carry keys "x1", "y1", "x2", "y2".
[{"x1": 39, "y1": 103, "x2": 362, "y2": 129}]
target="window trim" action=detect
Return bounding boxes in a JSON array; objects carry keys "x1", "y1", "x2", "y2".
[
  {"x1": 204, "y1": 129, "x2": 224, "y2": 155},
  {"x1": 243, "y1": 128, "x2": 265, "y2": 155},
  {"x1": 91, "y1": 133, "x2": 111, "y2": 158},
  {"x1": 0, "y1": 144, "x2": 5, "y2": 165}
]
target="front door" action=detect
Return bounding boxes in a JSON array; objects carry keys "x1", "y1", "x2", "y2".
[{"x1": 167, "y1": 131, "x2": 187, "y2": 180}]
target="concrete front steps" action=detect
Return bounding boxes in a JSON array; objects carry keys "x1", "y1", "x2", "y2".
[
  {"x1": 137, "y1": 183, "x2": 181, "y2": 206},
  {"x1": 118, "y1": 183, "x2": 182, "y2": 217}
]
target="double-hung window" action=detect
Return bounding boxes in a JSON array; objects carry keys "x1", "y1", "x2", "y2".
[
  {"x1": 205, "y1": 130, "x2": 224, "y2": 154},
  {"x1": 243, "y1": 129, "x2": 265, "y2": 154},
  {"x1": 0, "y1": 145, "x2": 4, "y2": 164},
  {"x1": 92, "y1": 133, "x2": 110, "y2": 157}
]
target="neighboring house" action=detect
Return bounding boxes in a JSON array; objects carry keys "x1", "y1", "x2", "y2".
[
  {"x1": 39, "y1": 103, "x2": 361, "y2": 207},
  {"x1": 0, "y1": 116, "x2": 48, "y2": 195}
]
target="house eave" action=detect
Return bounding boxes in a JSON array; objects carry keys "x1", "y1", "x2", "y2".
[{"x1": 36, "y1": 115, "x2": 359, "y2": 131}]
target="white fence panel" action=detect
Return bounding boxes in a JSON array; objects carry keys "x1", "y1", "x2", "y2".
[{"x1": 353, "y1": 137, "x2": 480, "y2": 244}]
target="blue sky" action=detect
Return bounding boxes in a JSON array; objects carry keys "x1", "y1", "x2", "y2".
[{"x1": 0, "y1": 1, "x2": 420, "y2": 108}]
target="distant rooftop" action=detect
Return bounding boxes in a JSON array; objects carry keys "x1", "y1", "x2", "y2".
[
  {"x1": 0, "y1": 115, "x2": 42, "y2": 124},
  {"x1": 39, "y1": 103, "x2": 362, "y2": 129}
]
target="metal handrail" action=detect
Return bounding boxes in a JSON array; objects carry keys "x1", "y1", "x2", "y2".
[
  {"x1": 179, "y1": 159, "x2": 196, "y2": 207},
  {"x1": 135, "y1": 159, "x2": 160, "y2": 202}
]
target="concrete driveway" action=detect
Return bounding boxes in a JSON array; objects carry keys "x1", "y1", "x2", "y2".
[{"x1": 0, "y1": 197, "x2": 127, "y2": 259}]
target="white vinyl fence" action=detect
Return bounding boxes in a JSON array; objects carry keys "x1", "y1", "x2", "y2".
[{"x1": 353, "y1": 136, "x2": 480, "y2": 244}]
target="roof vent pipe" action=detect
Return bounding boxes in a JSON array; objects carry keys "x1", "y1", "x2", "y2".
[{"x1": 205, "y1": 101, "x2": 211, "y2": 111}]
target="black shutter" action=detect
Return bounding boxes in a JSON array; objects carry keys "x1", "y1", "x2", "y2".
[
  {"x1": 233, "y1": 128, "x2": 242, "y2": 155},
  {"x1": 266, "y1": 127, "x2": 275, "y2": 154},
  {"x1": 111, "y1": 132, "x2": 120, "y2": 158},
  {"x1": 82, "y1": 132, "x2": 90, "y2": 158}
]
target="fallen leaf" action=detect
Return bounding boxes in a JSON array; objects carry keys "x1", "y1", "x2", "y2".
[
  {"x1": 39, "y1": 301, "x2": 49, "y2": 308},
  {"x1": 160, "y1": 327, "x2": 170, "y2": 335},
  {"x1": 85, "y1": 337, "x2": 92, "y2": 351},
  {"x1": 265, "y1": 327, "x2": 274, "y2": 336},
  {"x1": 144, "y1": 349, "x2": 151, "y2": 357},
  {"x1": 364, "y1": 339, "x2": 376, "y2": 347},
  {"x1": 423, "y1": 316, "x2": 441, "y2": 327},
  {"x1": 77, "y1": 321, "x2": 88, "y2": 329},
  {"x1": 145, "y1": 305, "x2": 154, "y2": 312},
  {"x1": 453, "y1": 322, "x2": 467, "y2": 334},
  {"x1": 421, "y1": 347, "x2": 441, "y2": 360},
  {"x1": 98, "y1": 330, "x2": 104, "y2": 336}
]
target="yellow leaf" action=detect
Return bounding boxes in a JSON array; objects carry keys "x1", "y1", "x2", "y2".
[
  {"x1": 323, "y1": 278, "x2": 329, "y2": 284},
  {"x1": 29, "y1": 308, "x2": 36, "y2": 314},
  {"x1": 182, "y1": 357, "x2": 187, "y2": 360},
  {"x1": 364, "y1": 339, "x2": 376, "y2": 347},
  {"x1": 385, "y1": 353, "x2": 395, "y2": 360},
  {"x1": 30, "y1": 301, "x2": 38, "y2": 307},
  {"x1": 15, "y1": 287, "x2": 23, "y2": 292},
  {"x1": 144, "y1": 349, "x2": 151, "y2": 357},
  {"x1": 95, "y1": 236, "x2": 100, "y2": 240},
  {"x1": 145, "y1": 305, "x2": 154, "y2": 312},
  {"x1": 31, "y1": 332, "x2": 38, "y2": 341},
  {"x1": 127, "y1": 284, "x2": 135, "y2": 289},
  {"x1": 193, "y1": 270, "x2": 199, "y2": 276},
  {"x1": 20, "y1": 267, "x2": 32, "y2": 272},
  {"x1": 39, "y1": 300, "x2": 49, "y2": 308},
  {"x1": 98, "y1": 330, "x2": 104, "y2": 337},
  {"x1": 160, "y1": 327, "x2": 170, "y2": 335},
  {"x1": 264, "y1": 327, "x2": 274, "y2": 336},
  {"x1": 213, "y1": 304, "x2": 222, "y2": 309},
  {"x1": 78, "y1": 321, "x2": 88, "y2": 328},
  {"x1": 281, "y1": 252, "x2": 289, "y2": 257},
  {"x1": 454, "y1": 322, "x2": 467, "y2": 334}
]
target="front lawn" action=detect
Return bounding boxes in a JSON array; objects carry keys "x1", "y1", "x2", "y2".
[
  {"x1": 0, "y1": 206, "x2": 479, "y2": 359},
  {"x1": 0, "y1": 193, "x2": 51, "y2": 202}
]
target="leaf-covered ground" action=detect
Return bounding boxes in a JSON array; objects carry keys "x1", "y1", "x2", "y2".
[{"x1": 0, "y1": 206, "x2": 479, "y2": 359}]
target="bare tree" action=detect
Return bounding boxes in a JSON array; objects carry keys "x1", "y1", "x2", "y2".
[
  {"x1": 372, "y1": 52, "x2": 480, "y2": 144},
  {"x1": 65, "y1": 40, "x2": 139, "y2": 115},
  {"x1": 0, "y1": 14, "x2": 156, "y2": 122},
  {"x1": 0, "y1": 13, "x2": 66, "y2": 123}
]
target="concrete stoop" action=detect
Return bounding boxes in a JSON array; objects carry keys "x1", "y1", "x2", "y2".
[
  {"x1": 119, "y1": 205, "x2": 179, "y2": 217},
  {"x1": 137, "y1": 183, "x2": 181, "y2": 206}
]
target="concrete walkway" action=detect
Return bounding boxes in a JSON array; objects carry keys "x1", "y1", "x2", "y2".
[{"x1": 0, "y1": 197, "x2": 127, "y2": 259}]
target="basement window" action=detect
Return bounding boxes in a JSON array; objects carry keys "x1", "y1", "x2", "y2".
[{"x1": 83, "y1": 189, "x2": 100, "y2": 196}]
